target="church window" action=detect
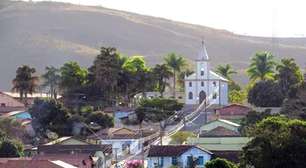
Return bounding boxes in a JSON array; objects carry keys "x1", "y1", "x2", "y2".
[
  {"x1": 188, "y1": 92, "x2": 193, "y2": 99},
  {"x1": 189, "y1": 82, "x2": 192, "y2": 87},
  {"x1": 201, "y1": 81, "x2": 204, "y2": 87},
  {"x1": 201, "y1": 70, "x2": 204, "y2": 76},
  {"x1": 213, "y1": 93, "x2": 217, "y2": 99},
  {"x1": 213, "y1": 81, "x2": 217, "y2": 87}
]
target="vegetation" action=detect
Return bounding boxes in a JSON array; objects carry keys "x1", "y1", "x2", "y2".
[
  {"x1": 248, "y1": 80, "x2": 284, "y2": 107},
  {"x1": 164, "y1": 53, "x2": 186, "y2": 98},
  {"x1": 152, "y1": 64, "x2": 172, "y2": 97},
  {"x1": 41, "y1": 66, "x2": 61, "y2": 99},
  {"x1": 170, "y1": 131, "x2": 195, "y2": 144},
  {"x1": 12, "y1": 65, "x2": 38, "y2": 104},
  {"x1": 0, "y1": 139, "x2": 24, "y2": 158},
  {"x1": 205, "y1": 158, "x2": 237, "y2": 168},
  {"x1": 240, "y1": 116, "x2": 306, "y2": 168},
  {"x1": 247, "y1": 51, "x2": 275, "y2": 81},
  {"x1": 228, "y1": 90, "x2": 246, "y2": 104},
  {"x1": 215, "y1": 64, "x2": 237, "y2": 81}
]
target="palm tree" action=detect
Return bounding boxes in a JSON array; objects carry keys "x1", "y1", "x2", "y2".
[
  {"x1": 41, "y1": 66, "x2": 61, "y2": 99},
  {"x1": 152, "y1": 64, "x2": 173, "y2": 97},
  {"x1": 215, "y1": 64, "x2": 237, "y2": 80},
  {"x1": 247, "y1": 51, "x2": 276, "y2": 81},
  {"x1": 178, "y1": 69, "x2": 194, "y2": 91},
  {"x1": 164, "y1": 53, "x2": 186, "y2": 98},
  {"x1": 12, "y1": 65, "x2": 38, "y2": 104}
]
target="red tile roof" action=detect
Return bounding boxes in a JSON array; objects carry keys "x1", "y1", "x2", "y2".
[
  {"x1": 0, "y1": 160, "x2": 62, "y2": 168},
  {"x1": 38, "y1": 144, "x2": 112, "y2": 155},
  {"x1": 200, "y1": 126, "x2": 241, "y2": 137},
  {"x1": 147, "y1": 145, "x2": 212, "y2": 157},
  {"x1": 217, "y1": 104, "x2": 251, "y2": 116},
  {"x1": 88, "y1": 127, "x2": 141, "y2": 139},
  {"x1": 33, "y1": 154, "x2": 90, "y2": 167}
]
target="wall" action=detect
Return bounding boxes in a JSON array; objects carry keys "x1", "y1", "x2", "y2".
[{"x1": 100, "y1": 139, "x2": 141, "y2": 156}]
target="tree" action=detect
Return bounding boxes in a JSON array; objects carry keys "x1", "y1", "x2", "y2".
[
  {"x1": 59, "y1": 61, "x2": 88, "y2": 93},
  {"x1": 89, "y1": 47, "x2": 121, "y2": 105},
  {"x1": 0, "y1": 118, "x2": 27, "y2": 142},
  {"x1": 248, "y1": 80, "x2": 284, "y2": 107},
  {"x1": 276, "y1": 58, "x2": 304, "y2": 97},
  {"x1": 177, "y1": 68, "x2": 194, "y2": 91},
  {"x1": 170, "y1": 131, "x2": 195, "y2": 144},
  {"x1": 0, "y1": 139, "x2": 24, "y2": 158},
  {"x1": 247, "y1": 51, "x2": 275, "y2": 81},
  {"x1": 123, "y1": 56, "x2": 153, "y2": 96},
  {"x1": 228, "y1": 90, "x2": 246, "y2": 104},
  {"x1": 240, "y1": 116, "x2": 306, "y2": 168},
  {"x1": 86, "y1": 112, "x2": 114, "y2": 129},
  {"x1": 164, "y1": 53, "x2": 186, "y2": 98},
  {"x1": 41, "y1": 66, "x2": 61, "y2": 99},
  {"x1": 215, "y1": 64, "x2": 237, "y2": 81},
  {"x1": 29, "y1": 99, "x2": 71, "y2": 137},
  {"x1": 205, "y1": 158, "x2": 237, "y2": 168},
  {"x1": 12, "y1": 65, "x2": 38, "y2": 104},
  {"x1": 152, "y1": 64, "x2": 172, "y2": 97},
  {"x1": 135, "y1": 98, "x2": 183, "y2": 145}
]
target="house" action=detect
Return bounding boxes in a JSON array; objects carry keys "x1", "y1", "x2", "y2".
[
  {"x1": 0, "y1": 159, "x2": 77, "y2": 168},
  {"x1": 0, "y1": 92, "x2": 25, "y2": 113},
  {"x1": 184, "y1": 41, "x2": 228, "y2": 105},
  {"x1": 187, "y1": 136, "x2": 251, "y2": 163},
  {"x1": 147, "y1": 145, "x2": 212, "y2": 168},
  {"x1": 199, "y1": 119, "x2": 240, "y2": 134},
  {"x1": 87, "y1": 127, "x2": 143, "y2": 156},
  {"x1": 37, "y1": 137, "x2": 113, "y2": 167},
  {"x1": 210, "y1": 104, "x2": 252, "y2": 121}
]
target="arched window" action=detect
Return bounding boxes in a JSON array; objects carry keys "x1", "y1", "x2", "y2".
[
  {"x1": 201, "y1": 70, "x2": 204, "y2": 76},
  {"x1": 189, "y1": 82, "x2": 192, "y2": 87},
  {"x1": 188, "y1": 92, "x2": 193, "y2": 99},
  {"x1": 201, "y1": 81, "x2": 204, "y2": 87}
]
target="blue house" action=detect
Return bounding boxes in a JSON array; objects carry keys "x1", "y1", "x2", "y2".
[{"x1": 147, "y1": 145, "x2": 212, "y2": 168}]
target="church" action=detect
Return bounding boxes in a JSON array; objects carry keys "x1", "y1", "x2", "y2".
[{"x1": 184, "y1": 42, "x2": 228, "y2": 105}]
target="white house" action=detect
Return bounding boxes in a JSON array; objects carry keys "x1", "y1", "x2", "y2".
[
  {"x1": 184, "y1": 41, "x2": 228, "y2": 105},
  {"x1": 87, "y1": 128, "x2": 142, "y2": 156},
  {"x1": 147, "y1": 145, "x2": 212, "y2": 168}
]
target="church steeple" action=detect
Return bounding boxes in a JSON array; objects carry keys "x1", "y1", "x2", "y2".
[{"x1": 197, "y1": 40, "x2": 209, "y2": 61}]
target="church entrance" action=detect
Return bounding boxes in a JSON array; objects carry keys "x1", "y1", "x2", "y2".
[{"x1": 199, "y1": 91, "x2": 206, "y2": 104}]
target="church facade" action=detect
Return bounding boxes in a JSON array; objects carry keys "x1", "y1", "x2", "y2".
[{"x1": 184, "y1": 42, "x2": 228, "y2": 105}]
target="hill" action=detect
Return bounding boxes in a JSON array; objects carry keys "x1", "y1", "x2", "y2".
[{"x1": 1, "y1": 1, "x2": 306, "y2": 90}]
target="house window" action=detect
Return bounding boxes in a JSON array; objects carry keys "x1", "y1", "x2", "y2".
[
  {"x1": 213, "y1": 93, "x2": 217, "y2": 99},
  {"x1": 187, "y1": 156, "x2": 193, "y2": 166},
  {"x1": 172, "y1": 157, "x2": 177, "y2": 165},
  {"x1": 189, "y1": 82, "x2": 192, "y2": 87},
  {"x1": 213, "y1": 81, "x2": 217, "y2": 87},
  {"x1": 201, "y1": 70, "x2": 204, "y2": 76},
  {"x1": 201, "y1": 81, "x2": 204, "y2": 87},
  {"x1": 188, "y1": 92, "x2": 193, "y2": 100},
  {"x1": 197, "y1": 156, "x2": 204, "y2": 165},
  {"x1": 0, "y1": 103, "x2": 5, "y2": 107}
]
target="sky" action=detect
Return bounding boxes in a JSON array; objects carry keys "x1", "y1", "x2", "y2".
[{"x1": 27, "y1": 0, "x2": 306, "y2": 37}]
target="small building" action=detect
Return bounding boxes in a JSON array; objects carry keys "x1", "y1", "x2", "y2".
[
  {"x1": 211, "y1": 104, "x2": 251, "y2": 121},
  {"x1": 0, "y1": 92, "x2": 25, "y2": 113},
  {"x1": 199, "y1": 119, "x2": 240, "y2": 134},
  {"x1": 147, "y1": 145, "x2": 212, "y2": 168},
  {"x1": 87, "y1": 127, "x2": 143, "y2": 156}
]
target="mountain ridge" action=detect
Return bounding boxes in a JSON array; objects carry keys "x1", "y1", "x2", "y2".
[{"x1": 0, "y1": 1, "x2": 305, "y2": 90}]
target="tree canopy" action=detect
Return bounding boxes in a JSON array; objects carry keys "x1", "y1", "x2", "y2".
[
  {"x1": 205, "y1": 158, "x2": 237, "y2": 168},
  {"x1": 247, "y1": 51, "x2": 275, "y2": 81}
]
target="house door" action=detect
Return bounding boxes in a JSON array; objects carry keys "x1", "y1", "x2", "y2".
[{"x1": 199, "y1": 91, "x2": 206, "y2": 104}]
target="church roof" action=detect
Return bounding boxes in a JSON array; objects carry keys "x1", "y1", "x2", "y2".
[
  {"x1": 185, "y1": 71, "x2": 229, "y2": 82},
  {"x1": 197, "y1": 41, "x2": 209, "y2": 61}
]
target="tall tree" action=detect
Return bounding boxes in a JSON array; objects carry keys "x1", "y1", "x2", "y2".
[
  {"x1": 276, "y1": 58, "x2": 304, "y2": 97},
  {"x1": 164, "y1": 53, "x2": 186, "y2": 98},
  {"x1": 41, "y1": 66, "x2": 61, "y2": 99},
  {"x1": 215, "y1": 64, "x2": 237, "y2": 80},
  {"x1": 12, "y1": 65, "x2": 38, "y2": 104},
  {"x1": 177, "y1": 68, "x2": 194, "y2": 91},
  {"x1": 59, "y1": 61, "x2": 88, "y2": 94},
  {"x1": 152, "y1": 64, "x2": 172, "y2": 97},
  {"x1": 89, "y1": 47, "x2": 121, "y2": 105},
  {"x1": 247, "y1": 51, "x2": 276, "y2": 81}
]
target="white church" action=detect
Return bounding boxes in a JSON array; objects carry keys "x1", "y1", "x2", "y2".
[{"x1": 184, "y1": 41, "x2": 229, "y2": 105}]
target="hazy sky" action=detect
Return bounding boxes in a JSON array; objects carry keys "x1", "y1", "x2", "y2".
[{"x1": 28, "y1": 0, "x2": 306, "y2": 37}]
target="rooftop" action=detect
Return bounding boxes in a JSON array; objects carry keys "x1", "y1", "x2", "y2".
[{"x1": 147, "y1": 145, "x2": 212, "y2": 157}]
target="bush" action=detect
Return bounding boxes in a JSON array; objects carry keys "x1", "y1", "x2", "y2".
[
  {"x1": 205, "y1": 158, "x2": 237, "y2": 168},
  {"x1": 0, "y1": 139, "x2": 24, "y2": 158}
]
